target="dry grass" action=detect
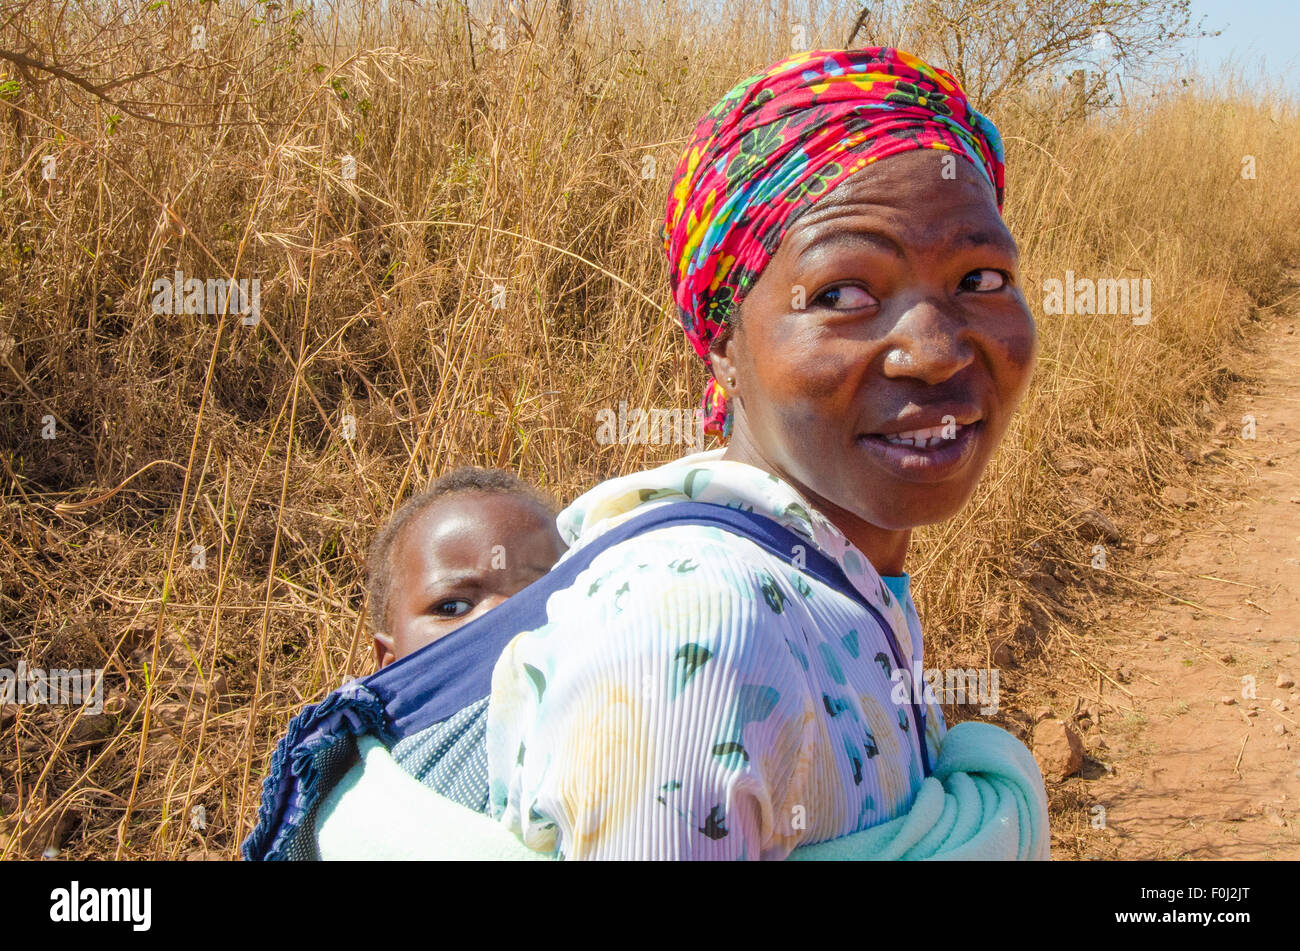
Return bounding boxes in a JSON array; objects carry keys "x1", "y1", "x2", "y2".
[{"x1": 2, "y1": 0, "x2": 1298, "y2": 860}]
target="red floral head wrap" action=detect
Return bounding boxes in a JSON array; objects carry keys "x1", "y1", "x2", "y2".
[{"x1": 661, "y1": 46, "x2": 1006, "y2": 438}]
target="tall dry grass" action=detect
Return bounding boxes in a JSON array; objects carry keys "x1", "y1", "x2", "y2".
[{"x1": 1, "y1": 0, "x2": 1298, "y2": 859}]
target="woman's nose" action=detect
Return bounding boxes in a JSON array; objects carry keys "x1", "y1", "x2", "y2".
[{"x1": 880, "y1": 296, "x2": 974, "y2": 385}]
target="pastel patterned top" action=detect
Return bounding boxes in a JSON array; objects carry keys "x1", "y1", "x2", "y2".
[{"x1": 485, "y1": 448, "x2": 947, "y2": 859}]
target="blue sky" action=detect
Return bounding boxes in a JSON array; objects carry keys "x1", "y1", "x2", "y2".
[{"x1": 1180, "y1": 0, "x2": 1300, "y2": 89}]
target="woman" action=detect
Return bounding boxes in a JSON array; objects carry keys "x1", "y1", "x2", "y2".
[{"x1": 483, "y1": 47, "x2": 1040, "y2": 859}]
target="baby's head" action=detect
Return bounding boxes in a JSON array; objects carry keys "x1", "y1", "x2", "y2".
[{"x1": 367, "y1": 467, "x2": 567, "y2": 669}]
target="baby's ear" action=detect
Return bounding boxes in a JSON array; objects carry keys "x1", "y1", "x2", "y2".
[{"x1": 373, "y1": 633, "x2": 397, "y2": 670}]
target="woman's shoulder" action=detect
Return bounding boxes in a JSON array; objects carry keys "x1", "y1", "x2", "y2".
[
  {"x1": 561, "y1": 518, "x2": 817, "y2": 612},
  {"x1": 498, "y1": 520, "x2": 855, "y2": 684}
]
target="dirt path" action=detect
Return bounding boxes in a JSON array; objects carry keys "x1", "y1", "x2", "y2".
[{"x1": 1084, "y1": 283, "x2": 1300, "y2": 859}]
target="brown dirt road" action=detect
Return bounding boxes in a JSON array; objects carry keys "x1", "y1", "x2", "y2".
[{"x1": 1082, "y1": 283, "x2": 1300, "y2": 859}]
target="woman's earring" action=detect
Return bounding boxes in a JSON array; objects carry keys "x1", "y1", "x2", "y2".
[{"x1": 728, "y1": 376, "x2": 736, "y2": 388}]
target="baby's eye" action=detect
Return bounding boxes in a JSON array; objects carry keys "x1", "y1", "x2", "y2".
[
  {"x1": 812, "y1": 284, "x2": 878, "y2": 310},
  {"x1": 958, "y1": 269, "x2": 1006, "y2": 292},
  {"x1": 432, "y1": 598, "x2": 473, "y2": 618}
]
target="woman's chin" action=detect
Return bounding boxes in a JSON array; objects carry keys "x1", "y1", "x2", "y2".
[{"x1": 847, "y1": 475, "x2": 988, "y2": 533}]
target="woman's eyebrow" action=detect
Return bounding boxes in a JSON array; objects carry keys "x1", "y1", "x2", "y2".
[
  {"x1": 797, "y1": 228, "x2": 903, "y2": 264},
  {"x1": 946, "y1": 228, "x2": 1018, "y2": 255},
  {"x1": 799, "y1": 224, "x2": 1017, "y2": 263}
]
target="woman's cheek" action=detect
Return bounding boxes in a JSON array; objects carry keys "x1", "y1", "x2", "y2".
[
  {"x1": 759, "y1": 322, "x2": 861, "y2": 409},
  {"x1": 998, "y1": 319, "x2": 1038, "y2": 399},
  {"x1": 980, "y1": 305, "x2": 1036, "y2": 400}
]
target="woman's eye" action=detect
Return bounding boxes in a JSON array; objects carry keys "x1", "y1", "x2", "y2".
[
  {"x1": 959, "y1": 269, "x2": 1006, "y2": 292},
  {"x1": 432, "y1": 598, "x2": 473, "y2": 618},
  {"x1": 812, "y1": 284, "x2": 878, "y2": 310}
]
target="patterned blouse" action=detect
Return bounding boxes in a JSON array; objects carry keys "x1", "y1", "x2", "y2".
[{"x1": 485, "y1": 448, "x2": 947, "y2": 859}]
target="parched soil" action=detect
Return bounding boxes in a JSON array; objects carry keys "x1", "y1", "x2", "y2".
[{"x1": 1073, "y1": 283, "x2": 1300, "y2": 859}]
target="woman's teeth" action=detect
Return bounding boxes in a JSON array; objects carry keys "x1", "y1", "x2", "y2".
[{"x1": 881, "y1": 423, "x2": 964, "y2": 449}]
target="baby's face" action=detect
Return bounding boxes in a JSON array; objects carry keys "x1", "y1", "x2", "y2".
[{"x1": 374, "y1": 492, "x2": 567, "y2": 668}]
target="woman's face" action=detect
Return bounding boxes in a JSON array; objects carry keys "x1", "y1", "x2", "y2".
[{"x1": 713, "y1": 148, "x2": 1036, "y2": 552}]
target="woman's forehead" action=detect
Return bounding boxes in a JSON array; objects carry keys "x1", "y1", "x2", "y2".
[
  {"x1": 781, "y1": 152, "x2": 1010, "y2": 256},
  {"x1": 813, "y1": 149, "x2": 997, "y2": 212}
]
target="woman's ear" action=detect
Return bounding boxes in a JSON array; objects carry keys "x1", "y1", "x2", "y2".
[
  {"x1": 373, "y1": 632, "x2": 397, "y2": 670},
  {"x1": 707, "y1": 323, "x2": 739, "y2": 395}
]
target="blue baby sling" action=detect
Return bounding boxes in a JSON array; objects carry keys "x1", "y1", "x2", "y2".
[{"x1": 241, "y1": 501, "x2": 930, "y2": 860}]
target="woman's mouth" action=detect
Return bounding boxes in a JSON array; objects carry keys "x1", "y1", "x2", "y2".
[
  {"x1": 880, "y1": 423, "x2": 964, "y2": 449},
  {"x1": 855, "y1": 420, "x2": 983, "y2": 483}
]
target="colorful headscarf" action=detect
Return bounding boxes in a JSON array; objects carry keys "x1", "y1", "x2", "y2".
[{"x1": 661, "y1": 47, "x2": 1006, "y2": 438}]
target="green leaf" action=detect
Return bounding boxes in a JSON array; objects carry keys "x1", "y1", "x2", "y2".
[{"x1": 522, "y1": 663, "x2": 546, "y2": 701}]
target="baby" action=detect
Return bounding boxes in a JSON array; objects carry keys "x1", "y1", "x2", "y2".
[{"x1": 367, "y1": 466, "x2": 567, "y2": 669}]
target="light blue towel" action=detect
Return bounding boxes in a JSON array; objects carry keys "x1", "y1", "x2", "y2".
[
  {"x1": 317, "y1": 719, "x2": 1048, "y2": 860},
  {"x1": 789, "y1": 719, "x2": 1049, "y2": 860}
]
